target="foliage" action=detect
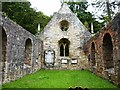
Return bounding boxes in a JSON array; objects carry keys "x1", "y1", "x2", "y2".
[
  {"x1": 92, "y1": 0, "x2": 120, "y2": 23},
  {"x1": 65, "y1": 1, "x2": 104, "y2": 33},
  {"x1": 2, "y1": 70, "x2": 118, "y2": 88},
  {"x1": 2, "y1": 2, "x2": 51, "y2": 35}
]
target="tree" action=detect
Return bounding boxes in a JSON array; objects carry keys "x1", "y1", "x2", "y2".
[
  {"x1": 65, "y1": 0, "x2": 104, "y2": 33},
  {"x1": 35, "y1": 11, "x2": 51, "y2": 33},
  {"x1": 2, "y1": 2, "x2": 50, "y2": 34},
  {"x1": 92, "y1": 0, "x2": 120, "y2": 23}
]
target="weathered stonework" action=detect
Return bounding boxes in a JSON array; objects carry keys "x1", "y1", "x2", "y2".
[
  {"x1": 0, "y1": 14, "x2": 43, "y2": 84},
  {"x1": 39, "y1": 4, "x2": 91, "y2": 70},
  {"x1": 0, "y1": 3, "x2": 120, "y2": 87},
  {"x1": 85, "y1": 13, "x2": 120, "y2": 86}
]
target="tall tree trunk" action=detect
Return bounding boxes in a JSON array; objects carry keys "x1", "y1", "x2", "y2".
[{"x1": 106, "y1": 0, "x2": 111, "y2": 21}]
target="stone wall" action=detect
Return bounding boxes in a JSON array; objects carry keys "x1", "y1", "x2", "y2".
[
  {"x1": 85, "y1": 13, "x2": 120, "y2": 86},
  {"x1": 1, "y1": 4, "x2": 120, "y2": 87},
  {"x1": 0, "y1": 14, "x2": 43, "y2": 84},
  {"x1": 39, "y1": 4, "x2": 91, "y2": 70}
]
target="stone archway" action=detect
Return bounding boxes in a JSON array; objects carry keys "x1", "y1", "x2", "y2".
[
  {"x1": 91, "y1": 42, "x2": 96, "y2": 66},
  {"x1": 2, "y1": 27, "x2": 7, "y2": 83},
  {"x1": 24, "y1": 38, "x2": 32, "y2": 70},
  {"x1": 103, "y1": 33, "x2": 113, "y2": 69}
]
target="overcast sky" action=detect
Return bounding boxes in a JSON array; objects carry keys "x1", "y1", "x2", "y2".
[{"x1": 28, "y1": 0, "x2": 94, "y2": 16}]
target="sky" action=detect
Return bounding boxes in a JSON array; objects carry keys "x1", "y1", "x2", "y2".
[{"x1": 28, "y1": 0, "x2": 94, "y2": 16}]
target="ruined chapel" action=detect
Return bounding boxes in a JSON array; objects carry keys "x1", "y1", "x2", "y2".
[{"x1": 0, "y1": 3, "x2": 120, "y2": 86}]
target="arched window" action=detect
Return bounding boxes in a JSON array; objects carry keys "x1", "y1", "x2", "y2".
[
  {"x1": 2, "y1": 27, "x2": 7, "y2": 82},
  {"x1": 24, "y1": 38, "x2": 32, "y2": 66},
  {"x1": 103, "y1": 33, "x2": 113, "y2": 69},
  {"x1": 59, "y1": 38, "x2": 70, "y2": 57},
  {"x1": 91, "y1": 42, "x2": 96, "y2": 66},
  {"x1": 60, "y1": 20, "x2": 69, "y2": 31}
]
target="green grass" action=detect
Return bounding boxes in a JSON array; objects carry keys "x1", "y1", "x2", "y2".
[{"x1": 2, "y1": 70, "x2": 119, "y2": 89}]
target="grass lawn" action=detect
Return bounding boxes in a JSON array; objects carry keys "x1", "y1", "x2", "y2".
[{"x1": 2, "y1": 70, "x2": 119, "y2": 89}]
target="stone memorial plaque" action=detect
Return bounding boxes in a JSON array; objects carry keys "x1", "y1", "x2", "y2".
[
  {"x1": 71, "y1": 59, "x2": 77, "y2": 64},
  {"x1": 45, "y1": 50, "x2": 54, "y2": 64},
  {"x1": 44, "y1": 46, "x2": 55, "y2": 65},
  {"x1": 61, "y1": 59, "x2": 68, "y2": 64}
]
